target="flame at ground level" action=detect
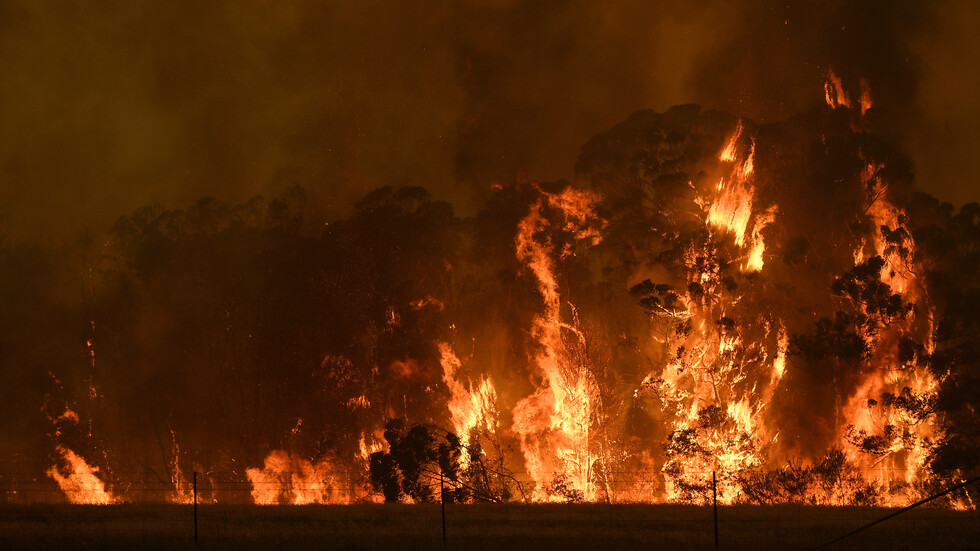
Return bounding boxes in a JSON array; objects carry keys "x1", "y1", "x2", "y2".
[
  {"x1": 46, "y1": 446, "x2": 115, "y2": 505},
  {"x1": 246, "y1": 451, "x2": 351, "y2": 505}
]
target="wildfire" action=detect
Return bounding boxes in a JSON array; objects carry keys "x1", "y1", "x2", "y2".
[
  {"x1": 719, "y1": 121, "x2": 743, "y2": 163},
  {"x1": 743, "y1": 206, "x2": 777, "y2": 272},
  {"x1": 837, "y1": 157, "x2": 940, "y2": 505},
  {"x1": 512, "y1": 185, "x2": 604, "y2": 501},
  {"x1": 31, "y1": 69, "x2": 970, "y2": 511},
  {"x1": 168, "y1": 426, "x2": 194, "y2": 504},
  {"x1": 859, "y1": 78, "x2": 874, "y2": 115},
  {"x1": 46, "y1": 445, "x2": 115, "y2": 505},
  {"x1": 707, "y1": 140, "x2": 755, "y2": 247},
  {"x1": 705, "y1": 124, "x2": 775, "y2": 274},
  {"x1": 246, "y1": 450, "x2": 349, "y2": 505},
  {"x1": 438, "y1": 342, "x2": 499, "y2": 467},
  {"x1": 772, "y1": 329, "x2": 788, "y2": 382},
  {"x1": 824, "y1": 68, "x2": 851, "y2": 109},
  {"x1": 359, "y1": 433, "x2": 385, "y2": 462}
]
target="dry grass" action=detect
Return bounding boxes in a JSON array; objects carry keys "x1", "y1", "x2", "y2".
[{"x1": 0, "y1": 503, "x2": 977, "y2": 550}]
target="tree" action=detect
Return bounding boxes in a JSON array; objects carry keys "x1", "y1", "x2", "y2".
[{"x1": 368, "y1": 419, "x2": 465, "y2": 503}]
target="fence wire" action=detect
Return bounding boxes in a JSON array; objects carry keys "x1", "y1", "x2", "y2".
[{"x1": 1, "y1": 468, "x2": 975, "y2": 507}]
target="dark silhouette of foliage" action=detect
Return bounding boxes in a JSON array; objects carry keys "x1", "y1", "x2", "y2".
[
  {"x1": 790, "y1": 313, "x2": 869, "y2": 363},
  {"x1": 831, "y1": 256, "x2": 914, "y2": 324},
  {"x1": 368, "y1": 419, "x2": 464, "y2": 504},
  {"x1": 739, "y1": 448, "x2": 880, "y2": 505}
]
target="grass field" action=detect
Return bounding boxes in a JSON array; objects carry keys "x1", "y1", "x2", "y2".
[{"x1": 0, "y1": 503, "x2": 977, "y2": 550}]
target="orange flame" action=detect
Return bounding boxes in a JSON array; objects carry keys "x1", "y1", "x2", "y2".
[
  {"x1": 708, "y1": 136, "x2": 756, "y2": 247},
  {"x1": 46, "y1": 445, "x2": 115, "y2": 504},
  {"x1": 246, "y1": 450, "x2": 349, "y2": 505},
  {"x1": 438, "y1": 342, "x2": 498, "y2": 466},
  {"x1": 168, "y1": 427, "x2": 193, "y2": 504},
  {"x1": 743, "y1": 205, "x2": 777, "y2": 272},
  {"x1": 824, "y1": 68, "x2": 851, "y2": 109},
  {"x1": 859, "y1": 78, "x2": 873, "y2": 115},
  {"x1": 512, "y1": 186, "x2": 604, "y2": 501},
  {"x1": 839, "y1": 156, "x2": 940, "y2": 505},
  {"x1": 719, "y1": 121, "x2": 743, "y2": 163},
  {"x1": 708, "y1": 128, "x2": 775, "y2": 274}
]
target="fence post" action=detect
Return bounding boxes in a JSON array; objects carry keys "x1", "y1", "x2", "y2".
[
  {"x1": 193, "y1": 471, "x2": 198, "y2": 544},
  {"x1": 813, "y1": 474, "x2": 980, "y2": 549},
  {"x1": 440, "y1": 468, "x2": 447, "y2": 545},
  {"x1": 713, "y1": 471, "x2": 718, "y2": 549}
]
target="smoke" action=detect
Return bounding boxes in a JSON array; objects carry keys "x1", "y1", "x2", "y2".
[
  {"x1": 685, "y1": 1, "x2": 927, "y2": 120},
  {"x1": 680, "y1": 0, "x2": 980, "y2": 209},
  {"x1": 0, "y1": 1, "x2": 465, "y2": 242},
  {"x1": 0, "y1": 1, "x2": 973, "y2": 245}
]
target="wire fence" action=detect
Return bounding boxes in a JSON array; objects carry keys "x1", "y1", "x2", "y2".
[
  {"x1": 1, "y1": 468, "x2": 976, "y2": 508},
  {"x1": 0, "y1": 477, "x2": 978, "y2": 551}
]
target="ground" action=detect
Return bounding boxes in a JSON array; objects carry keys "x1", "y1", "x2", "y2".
[{"x1": 0, "y1": 503, "x2": 977, "y2": 550}]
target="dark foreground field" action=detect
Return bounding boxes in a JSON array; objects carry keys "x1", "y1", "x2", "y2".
[{"x1": 0, "y1": 503, "x2": 977, "y2": 551}]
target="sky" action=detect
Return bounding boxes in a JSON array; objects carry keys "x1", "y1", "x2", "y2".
[{"x1": 1, "y1": 0, "x2": 978, "y2": 243}]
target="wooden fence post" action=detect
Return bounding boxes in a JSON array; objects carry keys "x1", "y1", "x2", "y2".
[
  {"x1": 193, "y1": 471, "x2": 198, "y2": 544},
  {"x1": 441, "y1": 468, "x2": 447, "y2": 545},
  {"x1": 713, "y1": 471, "x2": 718, "y2": 549}
]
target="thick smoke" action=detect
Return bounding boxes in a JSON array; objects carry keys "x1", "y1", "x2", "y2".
[
  {"x1": 1, "y1": 1, "x2": 974, "y2": 244},
  {"x1": 687, "y1": 1, "x2": 929, "y2": 121}
]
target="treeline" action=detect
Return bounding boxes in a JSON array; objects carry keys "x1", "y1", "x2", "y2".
[{"x1": 1, "y1": 104, "x2": 978, "y2": 505}]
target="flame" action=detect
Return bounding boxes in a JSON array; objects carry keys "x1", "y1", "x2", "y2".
[
  {"x1": 707, "y1": 143, "x2": 755, "y2": 246},
  {"x1": 640, "y1": 124, "x2": 794, "y2": 504},
  {"x1": 358, "y1": 432, "x2": 385, "y2": 462},
  {"x1": 743, "y1": 206, "x2": 777, "y2": 272},
  {"x1": 859, "y1": 78, "x2": 873, "y2": 115},
  {"x1": 708, "y1": 127, "x2": 776, "y2": 273},
  {"x1": 438, "y1": 342, "x2": 498, "y2": 466},
  {"x1": 719, "y1": 120, "x2": 743, "y2": 162},
  {"x1": 772, "y1": 328, "x2": 788, "y2": 382},
  {"x1": 837, "y1": 157, "x2": 940, "y2": 506},
  {"x1": 246, "y1": 450, "x2": 349, "y2": 505},
  {"x1": 651, "y1": 307, "x2": 775, "y2": 504},
  {"x1": 57, "y1": 408, "x2": 80, "y2": 424},
  {"x1": 824, "y1": 68, "x2": 851, "y2": 109},
  {"x1": 168, "y1": 426, "x2": 193, "y2": 504},
  {"x1": 859, "y1": 162, "x2": 914, "y2": 293},
  {"x1": 46, "y1": 445, "x2": 115, "y2": 504},
  {"x1": 512, "y1": 186, "x2": 604, "y2": 501}
]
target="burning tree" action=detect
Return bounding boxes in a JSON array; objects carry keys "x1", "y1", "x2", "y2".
[{"x1": 4, "y1": 72, "x2": 978, "y2": 509}]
